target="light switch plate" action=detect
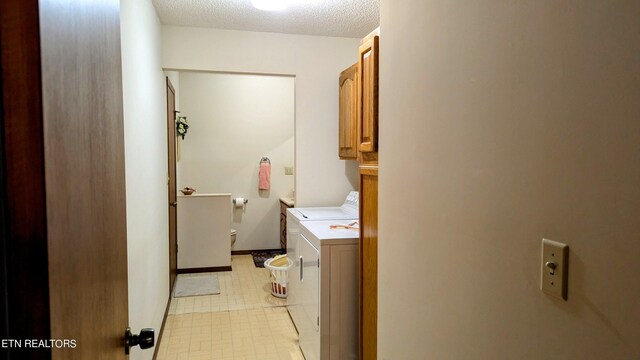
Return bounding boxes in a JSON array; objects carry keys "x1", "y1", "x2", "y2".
[
  {"x1": 541, "y1": 238, "x2": 569, "y2": 300},
  {"x1": 284, "y1": 166, "x2": 294, "y2": 175}
]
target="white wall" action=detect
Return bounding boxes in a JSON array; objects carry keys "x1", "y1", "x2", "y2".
[
  {"x1": 120, "y1": 1, "x2": 168, "y2": 359},
  {"x1": 379, "y1": 0, "x2": 640, "y2": 359},
  {"x1": 178, "y1": 72, "x2": 294, "y2": 250},
  {"x1": 161, "y1": 26, "x2": 361, "y2": 207}
]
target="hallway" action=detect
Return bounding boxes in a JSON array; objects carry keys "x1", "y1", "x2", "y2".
[{"x1": 156, "y1": 255, "x2": 304, "y2": 359}]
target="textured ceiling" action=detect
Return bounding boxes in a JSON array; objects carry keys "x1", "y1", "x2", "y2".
[{"x1": 152, "y1": 0, "x2": 379, "y2": 38}]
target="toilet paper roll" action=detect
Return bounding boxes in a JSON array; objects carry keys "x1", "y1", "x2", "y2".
[{"x1": 234, "y1": 197, "x2": 246, "y2": 209}]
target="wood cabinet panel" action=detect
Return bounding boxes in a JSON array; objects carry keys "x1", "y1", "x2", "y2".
[
  {"x1": 339, "y1": 63, "x2": 358, "y2": 159},
  {"x1": 280, "y1": 213, "x2": 287, "y2": 249},
  {"x1": 358, "y1": 27, "x2": 380, "y2": 360},
  {"x1": 280, "y1": 200, "x2": 292, "y2": 250},
  {"x1": 358, "y1": 35, "x2": 379, "y2": 153},
  {"x1": 280, "y1": 201, "x2": 290, "y2": 215},
  {"x1": 359, "y1": 167, "x2": 378, "y2": 360}
]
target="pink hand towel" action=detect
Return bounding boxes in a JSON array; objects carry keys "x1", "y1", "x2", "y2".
[{"x1": 259, "y1": 162, "x2": 271, "y2": 190}]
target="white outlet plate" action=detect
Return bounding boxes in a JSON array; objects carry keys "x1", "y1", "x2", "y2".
[
  {"x1": 284, "y1": 166, "x2": 294, "y2": 175},
  {"x1": 541, "y1": 238, "x2": 569, "y2": 300}
]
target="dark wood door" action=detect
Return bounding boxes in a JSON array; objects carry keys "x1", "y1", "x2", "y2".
[
  {"x1": 167, "y1": 78, "x2": 178, "y2": 292},
  {"x1": 40, "y1": 0, "x2": 129, "y2": 358},
  {"x1": 1, "y1": 1, "x2": 52, "y2": 358}
]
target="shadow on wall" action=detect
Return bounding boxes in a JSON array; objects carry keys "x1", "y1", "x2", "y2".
[
  {"x1": 232, "y1": 201, "x2": 247, "y2": 223},
  {"x1": 561, "y1": 252, "x2": 631, "y2": 348},
  {"x1": 231, "y1": 200, "x2": 280, "y2": 249},
  {"x1": 345, "y1": 160, "x2": 359, "y2": 189}
]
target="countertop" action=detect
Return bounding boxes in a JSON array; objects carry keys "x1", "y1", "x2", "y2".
[{"x1": 279, "y1": 197, "x2": 295, "y2": 207}]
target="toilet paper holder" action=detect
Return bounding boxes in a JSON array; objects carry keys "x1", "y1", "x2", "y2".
[{"x1": 233, "y1": 198, "x2": 249, "y2": 205}]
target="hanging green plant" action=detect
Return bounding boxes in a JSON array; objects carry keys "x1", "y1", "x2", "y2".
[{"x1": 176, "y1": 115, "x2": 189, "y2": 140}]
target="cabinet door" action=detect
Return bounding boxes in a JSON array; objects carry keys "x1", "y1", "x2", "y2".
[
  {"x1": 359, "y1": 167, "x2": 378, "y2": 360},
  {"x1": 280, "y1": 213, "x2": 287, "y2": 249},
  {"x1": 339, "y1": 63, "x2": 358, "y2": 159},
  {"x1": 358, "y1": 34, "x2": 379, "y2": 153},
  {"x1": 286, "y1": 215, "x2": 304, "y2": 332}
]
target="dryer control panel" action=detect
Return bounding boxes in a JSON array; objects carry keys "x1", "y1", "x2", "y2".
[{"x1": 344, "y1": 191, "x2": 359, "y2": 208}]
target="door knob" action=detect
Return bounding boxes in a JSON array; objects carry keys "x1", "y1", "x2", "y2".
[
  {"x1": 124, "y1": 327, "x2": 155, "y2": 355},
  {"x1": 170, "y1": 202, "x2": 177, "y2": 207}
]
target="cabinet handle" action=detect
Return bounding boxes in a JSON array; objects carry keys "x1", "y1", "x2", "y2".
[{"x1": 299, "y1": 256, "x2": 303, "y2": 281}]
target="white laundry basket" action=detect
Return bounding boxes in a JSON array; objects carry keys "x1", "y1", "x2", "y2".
[{"x1": 264, "y1": 257, "x2": 293, "y2": 298}]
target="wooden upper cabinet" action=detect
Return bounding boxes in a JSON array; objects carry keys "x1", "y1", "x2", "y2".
[
  {"x1": 358, "y1": 31, "x2": 379, "y2": 153},
  {"x1": 339, "y1": 63, "x2": 359, "y2": 160}
]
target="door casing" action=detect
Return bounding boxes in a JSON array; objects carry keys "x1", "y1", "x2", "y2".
[{"x1": 166, "y1": 77, "x2": 178, "y2": 293}]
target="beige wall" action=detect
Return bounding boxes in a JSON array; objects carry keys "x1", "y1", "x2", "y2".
[
  {"x1": 120, "y1": 0, "x2": 168, "y2": 359},
  {"x1": 177, "y1": 72, "x2": 294, "y2": 251},
  {"x1": 161, "y1": 26, "x2": 361, "y2": 207},
  {"x1": 378, "y1": 0, "x2": 640, "y2": 359}
]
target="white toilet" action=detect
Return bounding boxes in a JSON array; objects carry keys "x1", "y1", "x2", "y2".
[{"x1": 230, "y1": 228, "x2": 237, "y2": 247}]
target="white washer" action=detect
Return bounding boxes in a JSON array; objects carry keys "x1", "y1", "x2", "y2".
[{"x1": 285, "y1": 191, "x2": 359, "y2": 359}]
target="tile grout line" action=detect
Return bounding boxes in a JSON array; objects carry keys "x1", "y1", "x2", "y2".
[{"x1": 158, "y1": 255, "x2": 302, "y2": 359}]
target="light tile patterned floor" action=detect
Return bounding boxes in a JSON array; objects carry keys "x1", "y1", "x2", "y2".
[{"x1": 156, "y1": 255, "x2": 304, "y2": 360}]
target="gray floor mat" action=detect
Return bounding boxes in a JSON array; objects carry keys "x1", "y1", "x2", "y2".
[{"x1": 173, "y1": 273, "x2": 220, "y2": 297}]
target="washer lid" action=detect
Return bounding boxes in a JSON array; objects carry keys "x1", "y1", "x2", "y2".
[{"x1": 294, "y1": 206, "x2": 357, "y2": 220}]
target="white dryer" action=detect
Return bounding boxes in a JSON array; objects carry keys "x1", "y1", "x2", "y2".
[
  {"x1": 285, "y1": 191, "x2": 359, "y2": 359},
  {"x1": 297, "y1": 219, "x2": 359, "y2": 360}
]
